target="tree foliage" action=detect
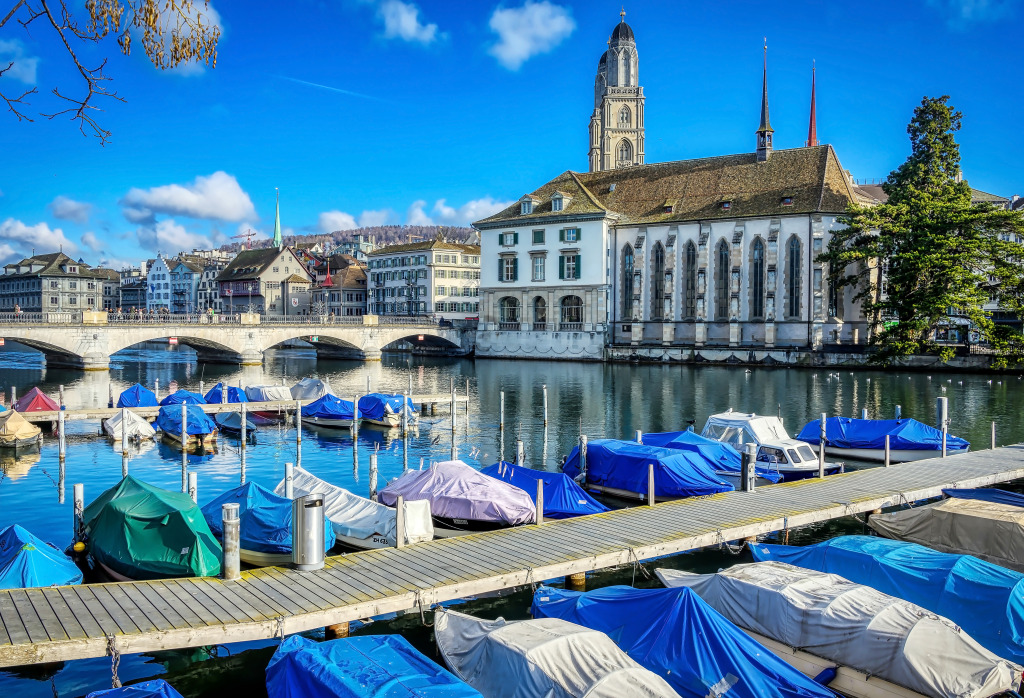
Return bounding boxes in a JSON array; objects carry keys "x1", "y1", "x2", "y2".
[
  {"x1": 1, "y1": 0, "x2": 219, "y2": 144},
  {"x1": 820, "y1": 96, "x2": 1024, "y2": 364}
]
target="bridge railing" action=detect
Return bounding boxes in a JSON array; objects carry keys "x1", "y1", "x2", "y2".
[
  {"x1": 0, "y1": 311, "x2": 81, "y2": 324},
  {"x1": 107, "y1": 313, "x2": 242, "y2": 326},
  {"x1": 0, "y1": 312, "x2": 475, "y2": 329},
  {"x1": 261, "y1": 314, "x2": 363, "y2": 326}
]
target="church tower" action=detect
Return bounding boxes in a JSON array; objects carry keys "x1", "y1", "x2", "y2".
[{"x1": 589, "y1": 10, "x2": 645, "y2": 173}]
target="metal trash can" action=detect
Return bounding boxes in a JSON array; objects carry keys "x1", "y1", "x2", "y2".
[{"x1": 291, "y1": 493, "x2": 326, "y2": 571}]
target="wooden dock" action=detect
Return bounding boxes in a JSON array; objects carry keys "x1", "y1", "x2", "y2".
[{"x1": 1, "y1": 445, "x2": 1022, "y2": 668}]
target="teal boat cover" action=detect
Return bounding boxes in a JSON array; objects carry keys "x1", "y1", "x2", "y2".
[
  {"x1": 201, "y1": 482, "x2": 334, "y2": 555},
  {"x1": 943, "y1": 488, "x2": 1024, "y2": 508},
  {"x1": 266, "y1": 634, "x2": 481, "y2": 697},
  {"x1": 480, "y1": 462, "x2": 609, "y2": 518},
  {"x1": 159, "y1": 389, "x2": 207, "y2": 406},
  {"x1": 796, "y1": 417, "x2": 969, "y2": 452},
  {"x1": 642, "y1": 430, "x2": 782, "y2": 483},
  {"x1": 562, "y1": 439, "x2": 733, "y2": 499},
  {"x1": 204, "y1": 383, "x2": 247, "y2": 404},
  {"x1": 86, "y1": 679, "x2": 184, "y2": 698},
  {"x1": 0, "y1": 524, "x2": 82, "y2": 589},
  {"x1": 117, "y1": 383, "x2": 158, "y2": 408},
  {"x1": 358, "y1": 393, "x2": 417, "y2": 421},
  {"x1": 303, "y1": 394, "x2": 355, "y2": 420},
  {"x1": 156, "y1": 404, "x2": 216, "y2": 436},
  {"x1": 531, "y1": 584, "x2": 834, "y2": 698},
  {"x1": 752, "y1": 535, "x2": 1024, "y2": 664}
]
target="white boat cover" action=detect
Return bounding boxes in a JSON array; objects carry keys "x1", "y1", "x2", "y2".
[
  {"x1": 289, "y1": 378, "x2": 333, "y2": 401},
  {"x1": 657, "y1": 562, "x2": 1021, "y2": 698},
  {"x1": 868, "y1": 497, "x2": 1024, "y2": 573},
  {"x1": 275, "y1": 466, "x2": 433, "y2": 546},
  {"x1": 103, "y1": 409, "x2": 156, "y2": 440},
  {"x1": 244, "y1": 385, "x2": 293, "y2": 402},
  {"x1": 434, "y1": 610, "x2": 679, "y2": 698},
  {"x1": 700, "y1": 410, "x2": 790, "y2": 446}
]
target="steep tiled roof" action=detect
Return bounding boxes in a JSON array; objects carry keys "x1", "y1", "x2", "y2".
[
  {"x1": 369, "y1": 239, "x2": 480, "y2": 255},
  {"x1": 331, "y1": 264, "x2": 367, "y2": 289},
  {"x1": 215, "y1": 248, "x2": 284, "y2": 281},
  {"x1": 284, "y1": 273, "x2": 312, "y2": 284},
  {"x1": 971, "y1": 188, "x2": 1008, "y2": 205},
  {"x1": 1, "y1": 252, "x2": 116, "y2": 279}
]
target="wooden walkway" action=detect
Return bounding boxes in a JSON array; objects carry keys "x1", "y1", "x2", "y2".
[{"x1": 1, "y1": 445, "x2": 1022, "y2": 668}]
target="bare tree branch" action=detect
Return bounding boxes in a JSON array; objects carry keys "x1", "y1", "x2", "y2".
[{"x1": 0, "y1": 60, "x2": 36, "y2": 121}]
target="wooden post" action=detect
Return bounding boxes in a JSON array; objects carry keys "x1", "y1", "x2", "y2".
[
  {"x1": 181, "y1": 403, "x2": 188, "y2": 492},
  {"x1": 396, "y1": 495, "x2": 405, "y2": 549},
  {"x1": 240, "y1": 446, "x2": 247, "y2": 485},
  {"x1": 647, "y1": 463, "x2": 655, "y2": 506},
  {"x1": 369, "y1": 453, "x2": 378, "y2": 502},
  {"x1": 566, "y1": 572, "x2": 586, "y2": 591},
  {"x1": 325, "y1": 622, "x2": 349, "y2": 639},
  {"x1": 285, "y1": 462, "x2": 294, "y2": 499},
  {"x1": 366, "y1": 374, "x2": 370, "y2": 393},
  {"x1": 188, "y1": 471, "x2": 198, "y2": 503},
  {"x1": 516, "y1": 439, "x2": 525, "y2": 466},
  {"x1": 895, "y1": 404, "x2": 902, "y2": 420},
  {"x1": 542, "y1": 384, "x2": 548, "y2": 426},
  {"x1": 221, "y1": 502, "x2": 240, "y2": 580},
  {"x1": 240, "y1": 402, "x2": 247, "y2": 448},
  {"x1": 536, "y1": 479, "x2": 544, "y2": 526},
  {"x1": 73, "y1": 483, "x2": 84, "y2": 541},
  {"x1": 818, "y1": 412, "x2": 827, "y2": 478},
  {"x1": 884, "y1": 434, "x2": 891, "y2": 467},
  {"x1": 635, "y1": 429, "x2": 642, "y2": 444},
  {"x1": 992, "y1": 421, "x2": 997, "y2": 450},
  {"x1": 860, "y1": 408, "x2": 868, "y2": 420}
]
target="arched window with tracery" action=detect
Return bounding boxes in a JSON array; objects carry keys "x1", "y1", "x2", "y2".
[
  {"x1": 621, "y1": 244, "x2": 634, "y2": 319},
  {"x1": 560, "y1": 295, "x2": 583, "y2": 329},
  {"x1": 751, "y1": 238, "x2": 765, "y2": 319},
  {"x1": 786, "y1": 236, "x2": 802, "y2": 318},
  {"x1": 650, "y1": 242, "x2": 666, "y2": 320},
  {"x1": 684, "y1": 242, "x2": 696, "y2": 319},
  {"x1": 499, "y1": 296, "x2": 520, "y2": 328},
  {"x1": 619, "y1": 106, "x2": 631, "y2": 127},
  {"x1": 617, "y1": 139, "x2": 632, "y2": 166},
  {"x1": 715, "y1": 240, "x2": 730, "y2": 321}
]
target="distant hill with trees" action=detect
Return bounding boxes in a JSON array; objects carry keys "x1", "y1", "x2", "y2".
[{"x1": 221, "y1": 225, "x2": 477, "y2": 254}]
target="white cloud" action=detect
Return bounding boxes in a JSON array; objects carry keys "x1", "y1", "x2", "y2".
[
  {"x1": 358, "y1": 209, "x2": 396, "y2": 227},
  {"x1": 120, "y1": 171, "x2": 255, "y2": 224},
  {"x1": 488, "y1": 1, "x2": 575, "y2": 70},
  {"x1": 406, "y1": 200, "x2": 434, "y2": 226},
  {"x1": 80, "y1": 231, "x2": 103, "y2": 252},
  {"x1": 96, "y1": 255, "x2": 136, "y2": 271},
  {"x1": 0, "y1": 39, "x2": 39, "y2": 84},
  {"x1": 0, "y1": 218, "x2": 77, "y2": 256},
  {"x1": 136, "y1": 219, "x2": 212, "y2": 253},
  {"x1": 0, "y1": 244, "x2": 17, "y2": 265},
  {"x1": 50, "y1": 195, "x2": 93, "y2": 224},
  {"x1": 318, "y1": 210, "x2": 358, "y2": 233},
  {"x1": 379, "y1": 0, "x2": 439, "y2": 44},
  {"x1": 431, "y1": 197, "x2": 513, "y2": 225}
]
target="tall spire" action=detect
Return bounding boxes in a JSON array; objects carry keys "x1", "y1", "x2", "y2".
[
  {"x1": 273, "y1": 188, "x2": 282, "y2": 250},
  {"x1": 620, "y1": 6, "x2": 626, "y2": 21},
  {"x1": 806, "y1": 61, "x2": 818, "y2": 147},
  {"x1": 755, "y1": 38, "x2": 774, "y2": 162}
]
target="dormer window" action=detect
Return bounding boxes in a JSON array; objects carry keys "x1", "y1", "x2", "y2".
[
  {"x1": 663, "y1": 199, "x2": 675, "y2": 214},
  {"x1": 781, "y1": 196, "x2": 794, "y2": 206},
  {"x1": 520, "y1": 195, "x2": 539, "y2": 215},
  {"x1": 551, "y1": 191, "x2": 572, "y2": 213},
  {"x1": 720, "y1": 201, "x2": 732, "y2": 211}
]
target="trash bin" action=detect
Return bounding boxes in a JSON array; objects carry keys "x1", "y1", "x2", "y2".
[{"x1": 291, "y1": 493, "x2": 326, "y2": 571}]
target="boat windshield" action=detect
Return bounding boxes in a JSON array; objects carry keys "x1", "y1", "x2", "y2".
[
  {"x1": 702, "y1": 423, "x2": 758, "y2": 447},
  {"x1": 797, "y1": 445, "x2": 817, "y2": 462},
  {"x1": 757, "y1": 446, "x2": 787, "y2": 464},
  {"x1": 787, "y1": 448, "x2": 803, "y2": 463}
]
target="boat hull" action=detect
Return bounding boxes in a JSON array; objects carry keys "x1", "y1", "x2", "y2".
[
  {"x1": 0, "y1": 434, "x2": 43, "y2": 450},
  {"x1": 249, "y1": 411, "x2": 285, "y2": 424},
  {"x1": 360, "y1": 415, "x2": 400, "y2": 428},
  {"x1": 160, "y1": 430, "x2": 217, "y2": 449},
  {"x1": 582, "y1": 483, "x2": 720, "y2": 503},
  {"x1": 334, "y1": 532, "x2": 395, "y2": 551},
  {"x1": 302, "y1": 416, "x2": 353, "y2": 429},
  {"x1": 430, "y1": 515, "x2": 519, "y2": 538},
  {"x1": 775, "y1": 464, "x2": 844, "y2": 480},
  {"x1": 823, "y1": 445, "x2": 968, "y2": 463},
  {"x1": 239, "y1": 548, "x2": 291, "y2": 567}
]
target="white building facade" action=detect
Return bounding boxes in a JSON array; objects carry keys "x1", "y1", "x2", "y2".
[
  {"x1": 146, "y1": 256, "x2": 173, "y2": 311},
  {"x1": 367, "y1": 239, "x2": 480, "y2": 320}
]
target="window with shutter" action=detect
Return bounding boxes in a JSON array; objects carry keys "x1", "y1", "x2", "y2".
[
  {"x1": 574, "y1": 254, "x2": 581, "y2": 280},
  {"x1": 559, "y1": 229, "x2": 565, "y2": 243},
  {"x1": 513, "y1": 257, "x2": 518, "y2": 281},
  {"x1": 498, "y1": 258, "x2": 504, "y2": 280},
  {"x1": 514, "y1": 232, "x2": 519, "y2": 245},
  {"x1": 559, "y1": 255, "x2": 565, "y2": 279}
]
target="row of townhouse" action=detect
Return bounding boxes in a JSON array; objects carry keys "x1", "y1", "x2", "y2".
[
  {"x1": 365, "y1": 238, "x2": 481, "y2": 320},
  {"x1": 0, "y1": 253, "x2": 120, "y2": 313}
]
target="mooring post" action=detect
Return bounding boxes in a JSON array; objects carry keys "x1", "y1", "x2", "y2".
[
  {"x1": 285, "y1": 462, "x2": 294, "y2": 499},
  {"x1": 992, "y1": 421, "x2": 997, "y2": 450},
  {"x1": 500, "y1": 390, "x2": 505, "y2": 428},
  {"x1": 325, "y1": 622, "x2": 349, "y2": 640},
  {"x1": 222, "y1": 383, "x2": 228, "y2": 404},
  {"x1": 403, "y1": 417, "x2": 409, "y2": 471},
  {"x1": 8, "y1": 386, "x2": 13, "y2": 406},
  {"x1": 199, "y1": 380, "x2": 205, "y2": 399},
  {"x1": 451, "y1": 389, "x2": 457, "y2": 433},
  {"x1": 395, "y1": 495, "x2": 405, "y2": 549},
  {"x1": 516, "y1": 439, "x2": 525, "y2": 466},
  {"x1": 106, "y1": 383, "x2": 112, "y2": 408},
  {"x1": 942, "y1": 431, "x2": 948, "y2": 458},
  {"x1": 580, "y1": 434, "x2": 588, "y2": 480},
  {"x1": 188, "y1": 471, "x2": 198, "y2": 504},
  {"x1": 73, "y1": 483, "x2": 84, "y2": 541},
  {"x1": 566, "y1": 572, "x2": 586, "y2": 591},
  {"x1": 58, "y1": 457, "x2": 65, "y2": 504},
  {"x1": 401, "y1": 392, "x2": 408, "y2": 437},
  {"x1": 57, "y1": 410, "x2": 66, "y2": 464},
  {"x1": 295, "y1": 400, "x2": 302, "y2": 468},
  {"x1": 465, "y1": 378, "x2": 470, "y2": 415},
  {"x1": 542, "y1": 384, "x2": 548, "y2": 426},
  {"x1": 895, "y1": 404, "x2": 902, "y2": 420},
  {"x1": 635, "y1": 429, "x2": 642, "y2": 444},
  {"x1": 647, "y1": 463, "x2": 656, "y2": 507},
  {"x1": 221, "y1": 502, "x2": 240, "y2": 581},
  {"x1": 818, "y1": 412, "x2": 827, "y2": 478},
  {"x1": 369, "y1": 453, "x2": 378, "y2": 502},
  {"x1": 353, "y1": 395, "x2": 360, "y2": 436},
  {"x1": 536, "y1": 479, "x2": 544, "y2": 526},
  {"x1": 936, "y1": 396, "x2": 948, "y2": 432},
  {"x1": 366, "y1": 374, "x2": 370, "y2": 393},
  {"x1": 153, "y1": 379, "x2": 158, "y2": 402},
  {"x1": 181, "y1": 403, "x2": 188, "y2": 492},
  {"x1": 240, "y1": 401, "x2": 247, "y2": 448},
  {"x1": 121, "y1": 408, "x2": 128, "y2": 477},
  {"x1": 861, "y1": 408, "x2": 868, "y2": 420},
  {"x1": 240, "y1": 447, "x2": 247, "y2": 485},
  {"x1": 409, "y1": 374, "x2": 414, "y2": 404},
  {"x1": 741, "y1": 443, "x2": 756, "y2": 492},
  {"x1": 884, "y1": 434, "x2": 891, "y2": 467}
]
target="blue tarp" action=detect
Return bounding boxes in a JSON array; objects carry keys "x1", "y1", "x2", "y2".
[
  {"x1": 266, "y1": 634, "x2": 481, "y2": 698},
  {"x1": 117, "y1": 383, "x2": 158, "y2": 408},
  {"x1": 357, "y1": 393, "x2": 417, "y2": 422},
  {"x1": 942, "y1": 488, "x2": 1024, "y2": 508},
  {"x1": 204, "y1": 382, "x2": 248, "y2": 404},
  {"x1": 480, "y1": 462, "x2": 610, "y2": 519},
  {"x1": 531, "y1": 585, "x2": 834, "y2": 698},
  {"x1": 156, "y1": 404, "x2": 216, "y2": 436},
  {"x1": 201, "y1": 482, "x2": 334, "y2": 554},
  {"x1": 303, "y1": 394, "x2": 355, "y2": 420},
  {"x1": 159, "y1": 389, "x2": 207, "y2": 407},
  {"x1": 0, "y1": 524, "x2": 82, "y2": 589},
  {"x1": 86, "y1": 680, "x2": 184, "y2": 698},
  {"x1": 643, "y1": 430, "x2": 783, "y2": 483},
  {"x1": 751, "y1": 535, "x2": 1024, "y2": 664},
  {"x1": 563, "y1": 439, "x2": 733, "y2": 499},
  {"x1": 796, "y1": 417, "x2": 969, "y2": 452}
]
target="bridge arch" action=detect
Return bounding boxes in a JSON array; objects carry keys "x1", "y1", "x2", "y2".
[{"x1": 0, "y1": 336, "x2": 90, "y2": 368}]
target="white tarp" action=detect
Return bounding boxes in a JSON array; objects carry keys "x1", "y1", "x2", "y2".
[
  {"x1": 289, "y1": 378, "x2": 333, "y2": 401},
  {"x1": 275, "y1": 466, "x2": 433, "y2": 546},
  {"x1": 868, "y1": 497, "x2": 1024, "y2": 573},
  {"x1": 434, "y1": 610, "x2": 679, "y2": 698},
  {"x1": 658, "y1": 562, "x2": 1021, "y2": 698},
  {"x1": 103, "y1": 409, "x2": 156, "y2": 440},
  {"x1": 700, "y1": 411, "x2": 790, "y2": 447},
  {"x1": 245, "y1": 385, "x2": 293, "y2": 402}
]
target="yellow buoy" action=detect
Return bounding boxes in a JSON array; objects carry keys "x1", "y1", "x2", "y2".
[{"x1": 73, "y1": 541, "x2": 86, "y2": 552}]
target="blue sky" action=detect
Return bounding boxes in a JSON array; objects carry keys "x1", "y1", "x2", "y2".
[{"x1": 1, "y1": 0, "x2": 1021, "y2": 270}]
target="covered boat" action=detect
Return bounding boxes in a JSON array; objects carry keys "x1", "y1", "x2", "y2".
[
  {"x1": 159, "y1": 389, "x2": 206, "y2": 406},
  {"x1": 752, "y1": 535, "x2": 1024, "y2": 664},
  {"x1": 657, "y1": 562, "x2": 1021, "y2": 698},
  {"x1": 86, "y1": 679, "x2": 185, "y2": 698},
  {"x1": 244, "y1": 384, "x2": 293, "y2": 402},
  {"x1": 531, "y1": 584, "x2": 834, "y2": 698},
  {"x1": 201, "y1": 482, "x2": 335, "y2": 566},
  {"x1": 357, "y1": 392, "x2": 417, "y2": 428},
  {"x1": 276, "y1": 466, "x2": 433, "y2": 549},
  {"x1": 380, "y1": 460, "x2": 534, "y2": 537},
  {"x1": 301, "y1": 394, "x2": 355, "y2": 429},
  {"x1": 0, "y1": 409, "x2": 42, "y2": 449},
  {"x1": 266, "y1": 634, "x2": 481, "y2": 698},
  {"x1": 102, "y1": 408, "x2": 156, "y2": 441},
  {"x1": 797, "y1": 417, "x2": 969, "y2": 462},
  {"x1": 434, "y1": 609, "x2": 678, "y2": 698},
  {"x1": 214, "y1": 411, "x2": 257, "y2": 438},
  {"x1": 156, "y1": 404, "x2": 217, "y2": 448},
  {"x1": 203, "y1": 382, "x2": 247, "y2": 404},
  {"x1": 562, "y1": 439, "x2": 733, "y2": 502},
  {"x1": 868, "y1": 491, "x2": 1024, "y2": 572},
  {"x1": 0, "y1": 524, "x2": 82, "y2": 589},
  {"x1": 290, "y1": 377, "x2": 333, "y2": 401},
  {"x1": 13, "y1": 387, "x2": 59, "y2": 413},
  {"x1": 642, "y1": 430, "x2": 783, "y2": 484},
  {"x1": 82, "y1": 476, "x2": 222, "y2": 581},
  {"x1": 116, "y1": 383, "x2": 159, "y2": 408},
  {"x1": 480, "y1": 462, "x2": 609, "y2": 519}
]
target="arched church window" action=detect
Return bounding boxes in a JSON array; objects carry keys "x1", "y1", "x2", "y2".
[
  {"x1": 621, "y1": 244, "x2": 634, "y2": 319},
  {"x1": 650, "y1": 242, "x2": 666, "y2": 320},
  {"x1": 715, "y1": 240, "x2": 729, "y2": 321},
  {"x1": 617, "y1": 139, "x2": 632, "y2": 166},
  {"x1": 751, "y1": 238, "x2": 765, "y2": 319},
  {"x1": 619, "y1": 106, "x2": 631, "y2": 127},
  {"x1": 787, "y1": 237, "x2": 802, "y2": 318},
  {"x1": 684, "y1": 242, "x2": 696, "y2": 319}
]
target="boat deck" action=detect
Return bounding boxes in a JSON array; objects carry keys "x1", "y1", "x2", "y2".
[{"x1": 1, "y1": 445, "x2": 1021, "y2": 667}]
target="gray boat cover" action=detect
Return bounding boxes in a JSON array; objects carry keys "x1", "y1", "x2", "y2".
[
  {"x1": 868, "y1": 497, "x2": 1024, "y2": 573},
  {"x1": 244, "y1": 385, "x2": 293, "y2": 402},
  {"x1": 379, "y1": 460, "x2": 535, "y2": 525},
  {"x1": 657, "y1": 562, "x2": 1021, "y2": 698},
  {"x1": 275, "y1": 466, "x2": 432, "y2": 545},
  {"x1": 289, "y1": 378, "x2": 333, "y2": 401},
  {"x1": 434, "y1": 610, "x2": 679, "y2": 698},
  {"x1": 103, "y1": 408, "x2": 156, "y2": 440}
]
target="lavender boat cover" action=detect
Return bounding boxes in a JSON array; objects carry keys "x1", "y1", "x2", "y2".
[{"x1": 380, "y1": 460, "x2": 535, "y2": 525}]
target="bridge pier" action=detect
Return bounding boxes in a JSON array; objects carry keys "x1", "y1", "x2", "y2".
[
  {"x1": 80, "y1": 353, "x2": 110, "y2": 371},
  {"x1": 362, "y1": 348, "x2": 382, "y2": 362}
]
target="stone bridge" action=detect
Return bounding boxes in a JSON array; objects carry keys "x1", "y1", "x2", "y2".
[{"x1": 0, "y1": 312, "x2": 476, "y2": 370}]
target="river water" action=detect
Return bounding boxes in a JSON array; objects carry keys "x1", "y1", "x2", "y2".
[{"x1": 1, "y1": 342, "x2": 1022, "y2": 697}]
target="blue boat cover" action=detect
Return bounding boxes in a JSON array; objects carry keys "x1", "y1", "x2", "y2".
[
  {"x1": 642, "y1": 430, "x2": 783, "y2": 483},
  {"x1": 531, "y1": 584, "x2": 834, "y2": 698},
  {"x1": 0, "y1": 524, "x2": 82, "y2": 589},
  {"x1": 751, "y1": 535, "x2": 1024, "y2": 664},
  {"x1": 796, "y1": 417, "x2": 969, "y2": 452},
  {"x1": 214, "y1": 411, "x2": 257, "y2": 433},
  {"x1": 480, "y1": 462, "x2": 610, "y2": 519},
  {"x1": 942, "y1": 488, "x2": 1024, "y2": 508},
  {"x1": 303, "y1": 394, "x2": 355, "y2": 420},
  {"x1": 86, "y1": 679, "x2": 184, "y2": 698},
  {"x1": 156, "y1": 404, "x2": 216, "y2": 436},
  {"x1": 358, "y1": 393, "x2": 417, "y2": 421},
  {"x1": 201, "y1": 482, "x2": 334, "y2": 554},
  {"x1": 562, "y1": 439, "x2": 733, "y2": 499},
  {"x1": 116, "y1": 383, "x2": 158, "y2": 408},
  {"x1": 159, "y1": 389, "x2": 207, "y2": 407},
  {"x1": 266, "y1": 634, "x2": 481, "y2": 697},
  {"x1": 204, "y1": 382, "x2": 248, "y2": 404}
]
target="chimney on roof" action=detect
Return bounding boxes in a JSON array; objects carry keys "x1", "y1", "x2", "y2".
[
  {"x1": 756, "y1": 39, "x2": 774, "y2": 162},
  {"x1": 806, "y1": 61, "x2": 818, "y2": 148}
]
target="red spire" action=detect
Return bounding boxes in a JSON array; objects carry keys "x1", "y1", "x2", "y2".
[
  {"x1": 806, "y1": 61, "x2": 818, "y2": 147},
  {"x1": 322, "y1": 261, "x2": 333, "y2": 287}
]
